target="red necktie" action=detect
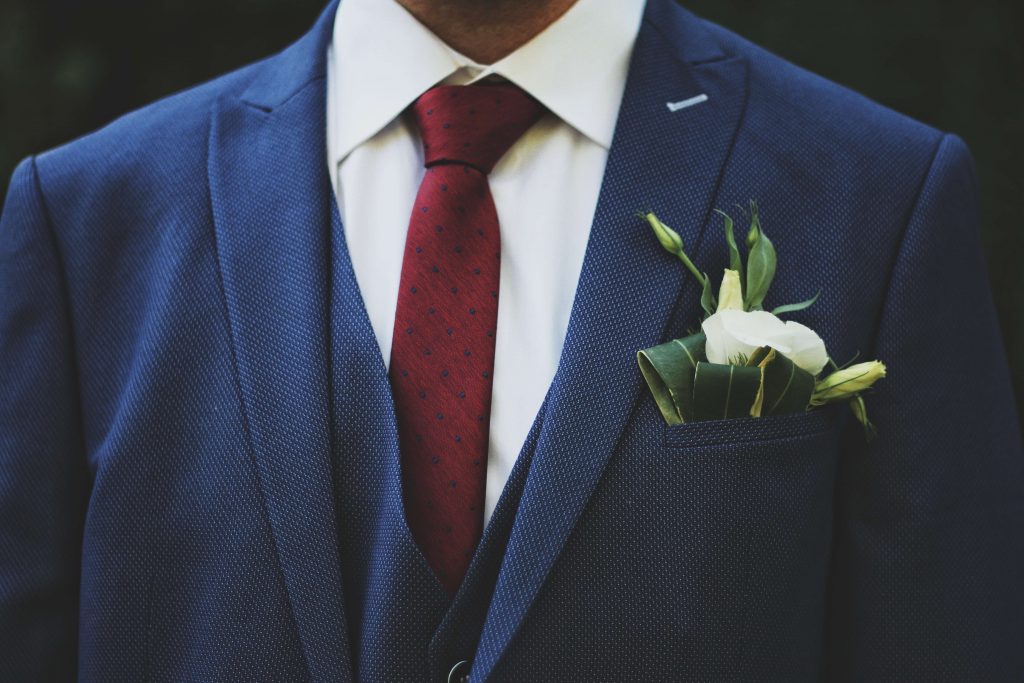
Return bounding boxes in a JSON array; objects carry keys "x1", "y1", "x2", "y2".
[{"x1": 389, "y1": 83, "x2": 544, "y2": 595}]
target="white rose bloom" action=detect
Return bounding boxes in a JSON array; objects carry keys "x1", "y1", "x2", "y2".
[{"x1": 701, "y1": 309, "x2": 829, "y2": 375}]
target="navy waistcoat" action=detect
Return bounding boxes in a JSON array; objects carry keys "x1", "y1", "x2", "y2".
[{"x1": 327, "y1": 203, "x2": 545, "y2": 682}]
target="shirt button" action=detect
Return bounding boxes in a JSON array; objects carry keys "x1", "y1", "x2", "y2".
[{"x1": 447, "y1": 659, "x2": 470, "y2": 683}]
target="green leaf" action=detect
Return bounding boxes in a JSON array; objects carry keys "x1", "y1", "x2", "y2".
[
  {"x1": 758, "y1": 348, "x2": 816, "y2": 416},
  {"x1": 637, "y1": 333, "x2": 707, "y2": 424},
  {"x1": 700, "y1": 272, "x2": 716, "y2": 317},
  {"x1": 770, "y1": 289, "x2": 821, "y2": 316},
  {"x1": 744, "y1": 203, "x2": 777, "y2": 311},
  {"x1": 715, "y1": 209, "x2": 744, "y2": 290},
  {"x1": 850, "y1": 394, "x2": 878, "y2": 440},
  {"x1": 691, "y1": 361, "x2": 763, "y2": 422}
]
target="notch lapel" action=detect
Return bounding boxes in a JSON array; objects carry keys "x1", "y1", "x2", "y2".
[
  {"x1": 472, "y1": 2, "x2": 749, "y2": 678},
  {"x1": 208, "y1": 3, "x2": 353, "y2": 680}
]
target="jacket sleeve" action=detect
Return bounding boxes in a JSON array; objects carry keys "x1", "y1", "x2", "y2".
[
  {"x1": 822, "y1": 133, "x2": 1024, "y2": 680},
  {"x1": 0, "y1": 157, "x2": 88, "y2": 680}
]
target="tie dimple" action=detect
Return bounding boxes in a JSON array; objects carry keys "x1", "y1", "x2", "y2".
[{"x1": 389, "y1": 83, "x2": 544, "y2": 595}]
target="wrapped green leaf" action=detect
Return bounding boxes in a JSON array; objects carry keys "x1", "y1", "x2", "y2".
[
  {"x1": 691, "y1": 361, "x2": 763, "y2": 421},
  {"x1": 637, "y1": 333, "x2": 706, "y2": 425},
  {"x1": 748, "y1": 346, "x2": 816, "y2": 416}
]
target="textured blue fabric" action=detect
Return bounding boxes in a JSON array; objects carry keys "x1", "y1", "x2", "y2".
[
  {"x1": 325, "y1": 173, "x2": 551, "y2": 680},
  {"x1": 1, "y1": 0, "x2": 1021, "y2": 680}
]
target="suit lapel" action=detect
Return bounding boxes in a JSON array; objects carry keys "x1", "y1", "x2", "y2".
[
  {"x1": 208, "y1": 3, "x2": 353, "y2": 681},
  {"x1": 472, "y1": 1, "x2": 749, "y2": 678}
]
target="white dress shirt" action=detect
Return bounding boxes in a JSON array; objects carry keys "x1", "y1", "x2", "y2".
[{"x1": 326, "y1": 0, "x2": 646, "y2": 522}]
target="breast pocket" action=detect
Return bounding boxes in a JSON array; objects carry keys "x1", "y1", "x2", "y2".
[
  {"x1": 652, "y1": 409, "x2": 842, "y2": 530},
  {"x1": 651, "y1": 408, "x2": 842, "y2": 555},
  {"x1": 570, "y1": 405, "x2": 844, "y2": 664},
  {"x1": 661, "y1": 408, "x2": 835, "y2": 451},
  {"x1": 606, "y1": 404, "x2": 843, "y2": 551},
  {"x1": 563, "y1": 405, "x2": 843, "y2": 670}
]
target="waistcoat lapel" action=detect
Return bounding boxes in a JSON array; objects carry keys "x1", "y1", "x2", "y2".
[
  {"x1": 472, "y1": 1, "x2": 750, "y2": 678},
  {"x1": 426, "y1": 396, "x2": 549, "y2": 681},
  {"x1": 327, "y1": 169, "x2": 552, "y2": 676},
  {"x1": 208, "y1": 3, "x2": 353, "y2": 680},
  {"x1": 326, "y1": 190, "x2": 452, "y2": 679}
]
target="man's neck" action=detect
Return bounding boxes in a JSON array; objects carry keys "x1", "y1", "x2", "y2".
[{"x1": 394, "y1": 0, "x2": 579, "y2": 65}]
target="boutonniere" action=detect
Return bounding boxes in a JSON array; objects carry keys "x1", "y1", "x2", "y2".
[{"x1": 637, "y1": 203, "x2": 885, "y2": 436}]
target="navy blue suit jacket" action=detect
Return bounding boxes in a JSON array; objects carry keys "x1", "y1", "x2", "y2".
[{"x1": 2, "y1": 0, "x2": 1022, "y2": 680}]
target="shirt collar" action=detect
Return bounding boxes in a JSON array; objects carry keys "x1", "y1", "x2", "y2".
[{"x1": 328, "y1": 0, "x2": 646, "y2": 166}]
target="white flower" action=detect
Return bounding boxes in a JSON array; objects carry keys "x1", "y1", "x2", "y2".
[{"x1": 701, "y1": 309, "x2": 829, "y2": 375}]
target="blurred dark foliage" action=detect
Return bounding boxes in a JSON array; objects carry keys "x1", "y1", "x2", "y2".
[{"x1": 2, "y1": 0, "x2": 1022, "y2": 425}]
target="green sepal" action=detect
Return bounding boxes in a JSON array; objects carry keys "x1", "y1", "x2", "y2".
[
  {"x1": 715, "y1": 209, "x2": 745, "y2": 292},
  {"x1": 748, "y1": 346, "x2": 816, "y2": 416},
  {"x1": 691, "y1": 361, "x2": 763, "y2": 422},
  {"x1": 744, "y1": 201, "x2": 777, "y2": 311},
  {"x1": 637, "y1": 333, "x2": 707, "y2": 425},
  {"x1": 771, "y1": 290, "x2": 821, "y2": 316},
  {"x1": 700, "y1": 273, "x2": 717, "y2": 317}
]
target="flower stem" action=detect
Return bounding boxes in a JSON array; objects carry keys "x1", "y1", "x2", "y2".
[{"x1": 675, "y1": 249, "x2": 707, "y2": 288}]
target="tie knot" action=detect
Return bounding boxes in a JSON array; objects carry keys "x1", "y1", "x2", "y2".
[{"x1": 411, "y1": 83, "x2": 545, "y2": 174}]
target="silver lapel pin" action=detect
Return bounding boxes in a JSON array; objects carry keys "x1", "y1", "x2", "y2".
[{"x1": 666, "y1": 93, "x2": 709, "y2": 112}]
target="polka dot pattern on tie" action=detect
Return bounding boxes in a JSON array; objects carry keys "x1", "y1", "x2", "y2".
[{"x1": 389, "y1": 83, "x2": 545, "y2": 596}]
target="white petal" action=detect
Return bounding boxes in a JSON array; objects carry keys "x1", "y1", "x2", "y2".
[
  {"x1": 701, "y1": 309, "x2": 829, "y2": 374},
  {"x1": 720, "y1": 310, "x2": 788, "y2": 351},
  {"x1": 702, "y1": 310, "x2": 761, "y2": 364},
  {"x1": 779, "y1": 320, "x2": 829, "y2": 375}
]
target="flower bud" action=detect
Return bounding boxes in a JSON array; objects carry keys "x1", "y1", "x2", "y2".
[
  {"x1": 645, "y1": 212, "x2": 684, "y2": 255},
  {"x1": 813, "y1": 361, "x2": 886, "y2": 402},
  {"x1": 717, "y1": 269, "x2": 744, "y2": 311}
]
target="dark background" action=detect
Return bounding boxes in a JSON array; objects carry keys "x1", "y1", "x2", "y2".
[{"x1": 2, "y1": 0, "x2": 1022, "y2": 425}]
